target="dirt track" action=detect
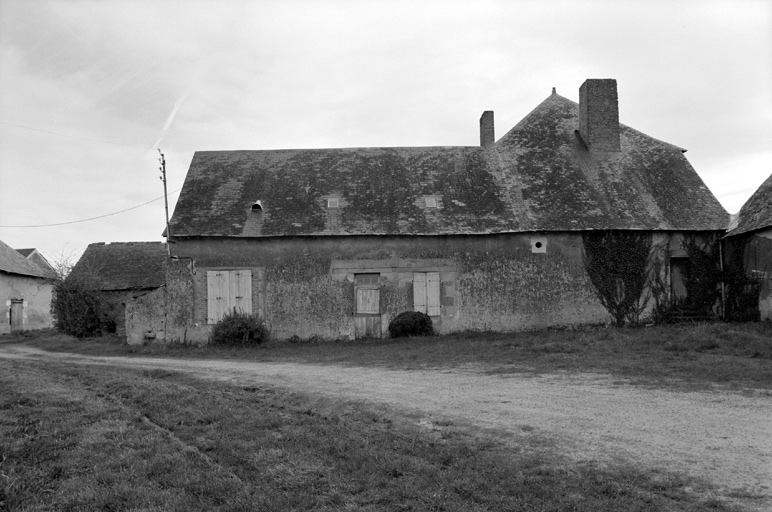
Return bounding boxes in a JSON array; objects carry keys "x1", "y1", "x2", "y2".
[{"x1": 1, "y1": 343, "x2": 770, "y2": 507}]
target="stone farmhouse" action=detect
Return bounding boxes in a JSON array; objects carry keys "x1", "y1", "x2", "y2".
[
  {"x1": 0, "y1": 239, "x2": 54, "y2": 333},
  {"x1": 137, "y1": 79, "x2": 728, "y2": 343}
]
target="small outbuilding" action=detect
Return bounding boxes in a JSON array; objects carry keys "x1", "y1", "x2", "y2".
[
  {"x1": 0, "y1": 239, "x2": 54, "y2": 333},
  {"x1": 68, "y1": 242, "x2": 167, "y2": 335}
]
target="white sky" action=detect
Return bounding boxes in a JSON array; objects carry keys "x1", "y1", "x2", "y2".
[{"x1": 1, "y1": 0, "x2": 770, "y2": 264}]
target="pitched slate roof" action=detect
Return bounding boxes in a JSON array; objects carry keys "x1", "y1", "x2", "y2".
[
  {"x1": 169, "y1": 90, "x2": 727, "y2": 238},
  {"x1": 16, "y1": 248, "x2": 56, "y2": 276},
  {"x1": 0, "y1": 240, "x2": 51, "y2": 279},
  {"x1": 725, "y1": 173, "x2": 772, "y2": 237},
  {"x1": 69, "y1": 242, "x2": 167, "y2": 291}
]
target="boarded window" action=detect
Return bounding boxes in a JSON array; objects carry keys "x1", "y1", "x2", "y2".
[
  {"x1": 207, "y1": 270, "x2": 253, "y2": 324},
  {"x1": 356, "y1": 288, "x2": 380, "y2": 314},
  {"x1": 413, "y1": 272, "x2": 440, "y2": 316},
  {"x1": 354, "y1": 273, "x2": 380, "y2": 315}
]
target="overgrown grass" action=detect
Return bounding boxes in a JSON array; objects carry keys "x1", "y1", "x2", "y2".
[
  {"x1": 0, "y1": 359, "x2": 745, "y2": 511},
  {"x1": 13, "y1": 322, "x2": 772, "y2": 389}
]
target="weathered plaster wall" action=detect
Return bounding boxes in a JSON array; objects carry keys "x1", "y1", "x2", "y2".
[
  {"x1": 125, "y1": 260, "x2": 201, "y2": 345},
  {"x1": 0, "y1": 272, "x2": 53, "y2": 334},
  {"x1": 173, "y1": 233, "x2": 616, "y2": 340}
]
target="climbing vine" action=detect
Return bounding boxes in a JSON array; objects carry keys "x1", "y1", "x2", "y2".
[
  {"x1": 724, "y1": 235, "x2": 761, "y2": 322},
  {"x1": 680, "y1": 235, "x2": 722, "y2": 318},
  {"x1": 582, "y1": 231, "x2": 652, "y2": 326}
]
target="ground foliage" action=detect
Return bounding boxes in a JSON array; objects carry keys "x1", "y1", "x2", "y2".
[
  {"x1": 209, "y1": 310, "x2": 269, "y2": 346},
  {"x1": 388, "y1": 311, "x2": 434, "y2": 338},
  {"x1": 582, "y1": 231, "x2": 652, "y2": 326},
  {"x1": 50, "y1": 274, "x2": 106, "y2": 338}
]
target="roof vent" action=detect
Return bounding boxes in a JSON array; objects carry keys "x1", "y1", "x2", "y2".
[{"x1": 251, "y1": 200, "x2": 263, "y2": 211}]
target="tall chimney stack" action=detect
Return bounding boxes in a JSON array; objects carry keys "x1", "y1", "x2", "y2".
[
  {"x1": 480, "y1": 110, "x2": 495, "y2": 147},
  {"x1": 579, "y1": 79, "x2": 620, "y2": 153}
]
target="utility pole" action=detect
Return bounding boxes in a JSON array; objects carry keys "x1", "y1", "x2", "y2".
[{"x1": 158, "y1": 149, "x2": 171, "y2": 258}]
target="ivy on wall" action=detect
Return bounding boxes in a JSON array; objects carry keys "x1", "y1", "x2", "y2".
[
  {"x1": 681, "y1": 235, "x2": 722, "y2": 318},
  {"x1": 724, "y1": 235, "x2": 761, "y2": 322},
  {"x1": 582, "y1": 231, "x2": 652, "y2": 326}
]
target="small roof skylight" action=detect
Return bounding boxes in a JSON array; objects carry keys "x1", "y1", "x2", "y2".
[
  {"x1": 425, "y1": 196, "x2": 437, "y2": 208},
  {"x1": 328, "y1": 198, "x2": 339, "y2": 208}
]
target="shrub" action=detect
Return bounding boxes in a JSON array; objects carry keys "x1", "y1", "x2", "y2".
[
  {"x1": 50, "y1": 278, "x2": 104, "y2": 337},
  {"x1": 388, "y1": 311, "x2": 434, "y2": 338},
  {"x1": 209, "y1": 311, "x2": 269, "y2": 346}
]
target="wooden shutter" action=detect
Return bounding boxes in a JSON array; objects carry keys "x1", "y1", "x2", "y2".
[
  {"x1": 207, "y1": 271, "x2": 227, "y2": 323},
  {"x1": 231, "y1": 270, "x2": 253, "y2": 315},
  {"x1": 413, "y1": 272, "x2": 427, "y2": 313},
  {"x1": 356, "y1": 288, "x2": 380, "y2": 314},
  {"x1": 427, "y1": 272, "x2": 441, "y2": 316}
]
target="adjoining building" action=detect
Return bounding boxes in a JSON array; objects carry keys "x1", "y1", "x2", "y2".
[
  {"x1": 724, "y1": 173, "x2": 772, "y2": 321},
  {"x1": 0, "y1": 240, "x2": 54, "y2": 333}
]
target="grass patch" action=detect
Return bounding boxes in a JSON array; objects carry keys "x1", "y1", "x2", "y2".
[
  {"x1": 0, "y1": 359, "x2": 744, "y2": 511},
  {"x1": 12, "y1": 322, "x2": 772, "y2": 390}
]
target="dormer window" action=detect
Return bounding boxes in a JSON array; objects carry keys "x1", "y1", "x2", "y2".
[
  {"x1": 251, "y1": 200, "x2": 263, "y2": 211},
  {"x1": 328, "y1": 198, "x2": 339, "y2": 208},
  {"x1": 425, "y1": 196, "x2": 437, "y2": 208}
]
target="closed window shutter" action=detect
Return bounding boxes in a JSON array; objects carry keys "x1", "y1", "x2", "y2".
[
  {"x1": 231, "y1": 270, "x2": 253, "y2": 314},
  {"x1": 427, "y1": 272, "x2": 441, "y2": 316},
  {"x1": 207, "y1": 271, "x2": 227, "y2": 323},
  {"x1": 356, "y1": 288, "x2": 380, "y2": 314},
  {"x1": 413, "y1": 272, "x2": 427, "y2": 313}
]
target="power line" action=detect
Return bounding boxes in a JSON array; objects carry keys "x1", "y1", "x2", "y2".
[
  {"x1": 0, "y1": 188, "x2": 182, "y2": 228},
  {"x1": 0, "y1": 121, "x2": 150, "y2": 149}
]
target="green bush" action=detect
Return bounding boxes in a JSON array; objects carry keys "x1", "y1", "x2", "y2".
[
  {"x1": 388, "y1": 311, "x2": 434, "y2": 338},
  {"x1": 209, "y1": 311, "x2": 269, "y2": 346},
  {"x1": 51, "y1": 278, "x2": 104, "y2": 338}
]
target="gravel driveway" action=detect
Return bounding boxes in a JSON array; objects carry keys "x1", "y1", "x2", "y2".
[{"x1": 2, "y1": 344, "x2": 770, "y2": 508}]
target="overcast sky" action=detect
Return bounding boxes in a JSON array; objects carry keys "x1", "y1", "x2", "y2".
[{"x1": 1, "y1": 0, "x2": 770, "y2": 265}]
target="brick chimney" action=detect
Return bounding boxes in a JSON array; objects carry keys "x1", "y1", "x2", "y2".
[
  {"x1": 578, "y1": 79, "x2": 620, "y2": 153},
  {"x1": 479, "y1": 110, "x2": 494, "y2": 147}
]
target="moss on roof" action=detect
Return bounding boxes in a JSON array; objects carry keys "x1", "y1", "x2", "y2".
[
  {"x1": 169, "y1": 92, "x2": 728, "y2": 238},
  {"x1": 0, "y1": 240, "x2": 51, "y2": 279},
  {"x1": 69, "y1": 242, "x2": 167, "y2": 291}
]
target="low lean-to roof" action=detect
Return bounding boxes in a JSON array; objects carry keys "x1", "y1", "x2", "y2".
[
  {"x1": 0, "y1": 240, "x2": 51, "y2": 279},
  {"x1": 169, "y1": 91, "x2": 728, "y2": 238},
  {"x1": 69, "y1": 242, "x2": 167, "y2": 291},
  {"x1": 725, "y1": 173, "x2": 772, "y2": 237}
]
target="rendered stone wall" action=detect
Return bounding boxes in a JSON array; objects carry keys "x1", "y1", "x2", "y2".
[
  {"x1": 174, "y1": 233, "x2": 614, "y2": 341},
  {"x1": 125, "y1": 260, "x2": 203, "y2": 345},
  {"x1": 0, "y1": 273, "x2": 53, "y2": 334}
]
